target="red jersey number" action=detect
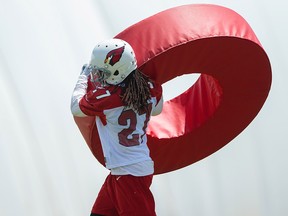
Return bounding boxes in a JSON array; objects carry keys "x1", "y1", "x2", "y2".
[{"x1": 118, "y1": 104, "x2": 152, "y2": 147}]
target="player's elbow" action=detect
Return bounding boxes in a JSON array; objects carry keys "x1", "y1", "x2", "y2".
[
  {"x1": 152, "y1": 96, "x2": 163, "y2": 116},
  {"x1": 71, "y1": 102, "x2": 87, "y2": 117}
]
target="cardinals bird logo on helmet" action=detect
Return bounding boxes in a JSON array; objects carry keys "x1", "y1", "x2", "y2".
[{"x1": 104, "y1": 46, "x2": 125, "y2": 66}]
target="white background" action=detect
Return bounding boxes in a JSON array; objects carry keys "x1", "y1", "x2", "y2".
[{"x1": 0, "y1": 0, "x2": 287, "y2": 215}]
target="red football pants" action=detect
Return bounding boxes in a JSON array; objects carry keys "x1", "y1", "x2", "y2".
[{"x1": 91, "y1": 173, "x2": 156, "y2": 216}]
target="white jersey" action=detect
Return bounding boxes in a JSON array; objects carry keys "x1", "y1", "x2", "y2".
[
  {"x1": 72, "y1": 78, "x2": 162, "y2": 176},
  {"x1": 95, "y1": 99, "x2": 156, "y2": 170}
]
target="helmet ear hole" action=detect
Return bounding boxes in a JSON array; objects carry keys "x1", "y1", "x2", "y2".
[{"x1": 113, "y1": 70, "x2": 119, "y2": 76}]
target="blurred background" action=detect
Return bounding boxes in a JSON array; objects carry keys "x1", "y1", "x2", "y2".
[{"x1": 0, "y1": 0, "x2": 287, "y2": 215}]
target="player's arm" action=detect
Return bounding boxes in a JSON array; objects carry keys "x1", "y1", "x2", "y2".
[
  {"x1": 150, "y1": 82, "x2": 163, "y2": 116},
  {"x1": 70, "y1": 65, "x2": 89, "y2": 117},
  {"x1": 152, "y1": 95, "x2": 163, "y2": 116}
]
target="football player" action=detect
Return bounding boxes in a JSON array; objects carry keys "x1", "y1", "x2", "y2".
[{"x1": 71, "y1": 38, "x2": 163, "y2": 216}]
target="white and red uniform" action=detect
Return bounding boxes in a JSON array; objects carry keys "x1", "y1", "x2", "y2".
[
  {"x1": 71, "y1": 74, "x2": 162, "y2": 176},
  {"x1": 71, "y1": 73, "x2": 162, "y2": 215}
]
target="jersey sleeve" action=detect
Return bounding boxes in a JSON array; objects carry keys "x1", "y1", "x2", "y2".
[{"x1": 79, "y1": 84, "x2": 123, "y2": 116}]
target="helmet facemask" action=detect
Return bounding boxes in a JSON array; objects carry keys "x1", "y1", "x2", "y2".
[{"x1": 89, "y1": 65, "x2": 111, "y2": 86}]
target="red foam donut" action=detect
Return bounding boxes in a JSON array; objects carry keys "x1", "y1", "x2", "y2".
[{"x1": 74, "y1": 4, "x2": 272, "y2": 174}]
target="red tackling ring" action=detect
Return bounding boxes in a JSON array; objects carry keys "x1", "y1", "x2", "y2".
[{"x1": 74, "y1": 4, "x2": 272, "y2": 174}]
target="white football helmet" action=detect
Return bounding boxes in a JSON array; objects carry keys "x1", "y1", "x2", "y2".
[{"x1": 89, "y1": 38, "x2": 137, "y2": 85}]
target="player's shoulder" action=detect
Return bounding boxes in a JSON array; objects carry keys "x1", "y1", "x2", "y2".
[{"x1": 87, "y1": 84, "x2": 123, "y2": 109}]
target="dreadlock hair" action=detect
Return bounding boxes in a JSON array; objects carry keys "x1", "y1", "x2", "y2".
[{"x1": 120, "y1": 69, "x2": 152, "y2": 114}]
